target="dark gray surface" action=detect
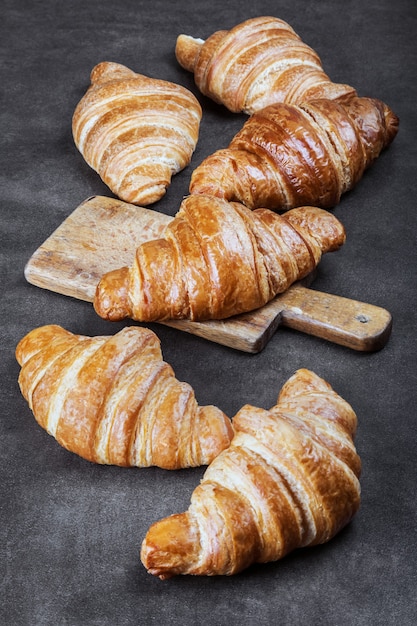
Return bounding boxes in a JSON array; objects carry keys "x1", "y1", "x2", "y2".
[{"x1": 1, "y1": 0, "x2": 416, "y2": 624}]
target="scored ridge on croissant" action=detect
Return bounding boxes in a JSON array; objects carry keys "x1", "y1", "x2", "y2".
[
  {"x1": 141, "y1": 368, "x2": 361, "y2": 578},
  {"x1": 190, "y1": 96, "x2": 399, "y2": 211},
  {"x1": 16, "y1": 325, "x2": 233, "y2": 469},
  {"x1": 72, "y1": 61, "x2": 202, "y2": 206},
  {"x1": 93, "y1": 195, "x2": 346, "y2": 323},
  {"x1": 175, "y1": 16, "x2": 357, "y2": 114}
]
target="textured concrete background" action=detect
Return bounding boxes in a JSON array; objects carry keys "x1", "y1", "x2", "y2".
[{"x1": 1, "y1": 0, "x2": 416, "y2": 624}]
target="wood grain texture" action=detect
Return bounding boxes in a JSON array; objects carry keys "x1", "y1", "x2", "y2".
[
  {"x1": 25, "y1": 196, "x2": 172, "y2": 301},
  {"x1": 24, "y1": 195, "x2": 392, "y2": 353}
]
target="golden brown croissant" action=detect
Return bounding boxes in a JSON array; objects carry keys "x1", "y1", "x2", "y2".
[
  {"x1": 141, "y1": 368, "x2": 361, "y2": 578},
  {"x1": 93, "y1": 195, "x2": 346, "y2": 323},
  {"x1": 190, "y1": 96, "x2": 399, "y2": 211},
  {"x1": 175, "y1": 16, "x2": 356, "y2": 114},
  {"x1": 16, "y1": 325, "x2": 233, "y2": 469},
  {"x1": 72, "y1": 61, "x2": 202, "y2": 205}
]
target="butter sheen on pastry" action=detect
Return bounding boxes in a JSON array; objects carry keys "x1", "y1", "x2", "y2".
[
  {"x1": 93, "y1": 195, "x2": 346, "y2": 323},
  {"x1": 72, "y1": 61, "x2": 202, "y2": 205},
  {"x1": 190, "y1": 96, "x2": 399, "y2": 211},
  {"x1": 16, "y1": 325, "x2": 233, "y2": 469},
  {"x1": 141, "y1": 368, "x2": 361, "y2": 578},
  {"x1": 175, "y1": 16, "x2": 357, "y2": 114}
]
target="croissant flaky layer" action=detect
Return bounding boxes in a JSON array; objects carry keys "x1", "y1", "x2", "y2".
[
  {"x1": 141, "y1": 368, "x2": 361, "y2": 578},
  {"x1": 93, "y1": 195, "x2": 346, "y2": 323},
  {"x1": 190, "y1": 96, "x2": 399, "y2": 211},
  {"x1": 16, "y1": 325, "x2": 233, "y2": 469},
  {"x1": 175, "y1": 16, "x2": 357, "y2": 114},
  {"x1": 72, "y1": 61, "x2": 202, "y2": 205}
]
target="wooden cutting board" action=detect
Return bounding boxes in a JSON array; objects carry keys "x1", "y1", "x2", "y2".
[{"x1": 24, "y1": 195, "x2": 392, "y2": 353}]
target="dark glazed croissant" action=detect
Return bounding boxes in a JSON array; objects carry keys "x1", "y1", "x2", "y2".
[
  {"x1": 72, "y1": 61, "x2": 202, "y2": 205},
  {"x1": 190, "y1": 96, "x2": 399, "y2": 211},
  {"x1": 16, "y1": 325, "x2": 233, "y2": 469},
  {"x1": 175, "y1": 16, "x2": 356, "y2": 114},
  {"x1": 93, "y1": 195, "x2": 346, "y2": 323},
  {"x1": 141, "y1": 368, "x2": 361, "y2": 578}
]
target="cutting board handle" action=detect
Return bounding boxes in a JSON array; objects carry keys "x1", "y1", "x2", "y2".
[
  {"x1": 278, "y1": 286, "x2": 392, "y2": 352},
  {"x1": 162, "y1": 283, "x2": 392, "y2": 353}
]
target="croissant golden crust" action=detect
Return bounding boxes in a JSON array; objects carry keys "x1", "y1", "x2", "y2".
[
  {"x1": 141, "y1": 368, "x2": 361, "y2": 578},
  {"x1": 93, "y1": 195, "x2": 346, "y2": 323},
  {"x1": 16, "y1": 325, "x2": 233, "y2": 469},
  {"x1": 72, "y1": 61, "x2": 202, "y2": 205},
  {"x1": 189, "y1": 96, "x2": 399, "y2": 211},
  {"x1": 175, "y1": 16, "x2": 357, "y2": 114}
]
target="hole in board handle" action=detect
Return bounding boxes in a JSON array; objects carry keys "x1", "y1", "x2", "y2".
[{"x1": 355, "y1": 314, "x2": 370, "y2": 324}]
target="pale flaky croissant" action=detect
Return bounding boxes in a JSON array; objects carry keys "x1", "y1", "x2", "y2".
[
  {"x1": 16, "y1": 325, "x2": 233, "y2": 469},
  {"x1": 190, "y1": 96, "x2": 399, "y2": 211},
  {"x1": 93, "y1": 195, "x2": 346, "y2": 323},
  {"x1": 175, "y1": 16, "x2": 356, "y2": 115},
  {"x1": 72, "y1": 61, "x2": 202, "y2": 205},
  {"x1": 141, "y1": 368, "x2": 361, "y2": 578}
]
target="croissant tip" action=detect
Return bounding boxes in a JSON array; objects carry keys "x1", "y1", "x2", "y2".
[
  {"x1": 286, "y1": 206, "x2": 346, "y2": 253},
  {"x1": 15, "y1": 324, "x2": 68, "y2": 366},
  {"x1": 141, "y1": 546, "x2": 176, "y2": 580},
  {"x1": 90, "y1": 61, "x2": 136, "y2": 85},
  {"x1": 175, "y1": 35, "x2": 204, "y2": 72},
  {"x1": 146, "y1": 569, "x2": 174, "y2": 581},
  {"x1": 141, "y1": 512, "x2": 200, "y2": 578},
  {"x1": 384, "y1": 106, "x2": 400, "y2": 146},
  {"x1": 93, "y1": 267, "x2": 131, "y2": 321}
]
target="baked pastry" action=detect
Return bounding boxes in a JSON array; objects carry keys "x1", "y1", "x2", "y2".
[
  {"x1": 72, "y1": 61, "x2": 202, "y2": 205},
  {"x1": 16, "y1": 325, "x2": 233, "y2": 469},
  {"x1": 190, "y1": 96, "x2": 399, "y2": 211},
  {"x1": 141, "y1": 368, "x2": 361, "y2": 578},
  {"x1": 175, "y1": 16, "x2": 356, "y2": 114},
  {"x1": 93, "y1": 195, "x2": 346, "y2": 323}
]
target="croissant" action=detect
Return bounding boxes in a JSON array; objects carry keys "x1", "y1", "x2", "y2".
[
  {"x1": 15, "y1": 325, "x2": 233, "y2": 469},
  {"x1": 190, "y1": 96, "x2": 399, "y2": 211},
  {"x1": 72, "y1": 61, "x2": 202, "y2": 205},
  {"x1": 141, "y1": 368, "x2": 361, "y2": 578},
  {"x1": 175, "y1": 16, "x2": 356, "y2": 115},
  {"x1": 93, "y1": 195, "x2": 346, "y2": 323}
]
